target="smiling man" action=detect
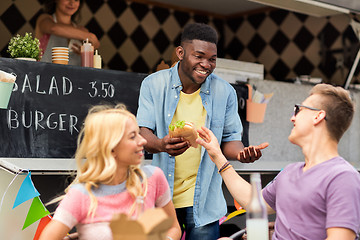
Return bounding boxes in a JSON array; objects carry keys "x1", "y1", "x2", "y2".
[
  {"x1": 197, "y1": 84, "x2": 360, "y2": 240},
  {"x1": 136, "y1": 23, "x2": 267, "y2": 240}
]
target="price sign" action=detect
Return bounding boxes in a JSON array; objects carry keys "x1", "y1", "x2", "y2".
[{"x1": 0, "y1": 58, "x2": 147, "y2": 158}]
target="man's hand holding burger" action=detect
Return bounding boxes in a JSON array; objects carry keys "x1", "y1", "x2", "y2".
[
  {"x1": 161, "y1": 134, "x2": 190, "y2": 156},
  {"x1": 169, "y1": 120, "x2": 198, "y2": 148},
  {"x1": 165, "y1": 120, "x2": 199, "y2": 156},
  {"x1": 139, "y1": 126, "x2": 189, "y2": 156}
]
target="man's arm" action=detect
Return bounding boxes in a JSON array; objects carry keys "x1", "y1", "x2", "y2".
[
  {"x1": 221, "y1": 141, "x2": 244, "y2": 160},
  {"x1": 140, "y1": 127, "x2": 189, "y2": 156},
  {"x1": 221, "y1": 141, "x2": 269, "y2": 163},
  {"x1": 326, "y1": 227, "x2": 356, "y2": 240}
]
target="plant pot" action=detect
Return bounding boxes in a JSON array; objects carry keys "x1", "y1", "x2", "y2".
[{"x1": 15, "y1": 57, "x2": 37, "y2": 61}]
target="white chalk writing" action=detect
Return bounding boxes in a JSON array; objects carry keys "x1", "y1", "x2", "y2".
[
  {"x1": 13, "y1": 74, "x2": 73, "y2": 95},
  {"x1": 7, "y1": 109, "x2": 79, "y2": 135}
]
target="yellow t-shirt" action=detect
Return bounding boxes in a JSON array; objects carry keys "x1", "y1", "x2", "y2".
[{"x1": 171, "y1": 88, "x2": 206, "y2": 208}]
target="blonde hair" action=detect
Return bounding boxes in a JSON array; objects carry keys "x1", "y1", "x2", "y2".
[{"x1": 51, "y1": 104, "x2": 147, "y2": 218}]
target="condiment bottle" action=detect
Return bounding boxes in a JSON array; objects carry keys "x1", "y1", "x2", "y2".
[
  {"x1": 94, "y1": 50, "x2": 102, "y2": 69},
  {"x1": 246, "y1": 173, "x2": 269, "y2": 240},
  {"x1": 81, "y1": 38, "x2": 94, "y2": 67}
]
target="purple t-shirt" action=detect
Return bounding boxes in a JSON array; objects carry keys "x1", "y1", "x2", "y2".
[{"x1": 263, "y1": 156, "x2": 360, "y2": 240}]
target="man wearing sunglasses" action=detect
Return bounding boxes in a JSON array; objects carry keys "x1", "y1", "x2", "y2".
[{"x1": 197, "y1": 83, "x2": 360, "y2": 240}]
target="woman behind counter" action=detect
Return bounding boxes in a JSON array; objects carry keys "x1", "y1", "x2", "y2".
[{"x1": 35, "y1": 0, "x2": 100, "y2": 66}]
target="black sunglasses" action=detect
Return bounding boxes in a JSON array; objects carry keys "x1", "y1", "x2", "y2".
[{"x1": 294, "y1": 104, "x2": 326, "y2": 120}]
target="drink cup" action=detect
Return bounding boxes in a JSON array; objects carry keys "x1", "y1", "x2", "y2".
[
  {"x1": 0, "y1": 70, "x2": 16, "y2": 109},
  {"x1": 52, "y1": 47, "x2": 69, "y2": 51},
  {"x1": 52, "y1": 49, "x2": 68, "y2": 53},
  {"x1": 0, "y1": 82, "x2": 14, "y2": 109},
  {"x1": 52, "y1": 51, "x2": 68, "y2": 54},
  {"x1": 52, "y1": 48, "x2": 69, "y2": 55},
  {"x1": 52, "y1": 58, "x2": 69, "y2": 65},
  {"x1": 52, "y1": 47, "x2": 69, "y2": 64},
  {"x1": 52, "y1": 53, "x2": 69, "y2": 58}
]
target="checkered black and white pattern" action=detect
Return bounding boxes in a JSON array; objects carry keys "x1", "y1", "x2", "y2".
[
  {"x1": 224, "y1": 10, "x2": 360, "y2": 84},
  {"x1": 0, "y1": 0, "x2": 359, "y2": 84}
]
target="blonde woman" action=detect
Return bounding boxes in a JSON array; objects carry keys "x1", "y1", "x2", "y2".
[{"x1": 39, "y1": 104, "x2": 181, "y2": 240}]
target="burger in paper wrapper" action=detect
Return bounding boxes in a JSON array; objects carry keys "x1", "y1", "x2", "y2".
[{"x1": 169, "y1": 120, "x2": 198, "y2": 148}]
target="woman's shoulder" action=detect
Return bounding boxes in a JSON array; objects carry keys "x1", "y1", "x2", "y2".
[
  {"x1": 68, "y1": 183, "x2": 87, "y2": 193},
  {"x1": 141, "y1": 164, "x2": 157, "y2": 173},
  {"x1": 36, "y1": 13, "x2": 53, "y2": 23},
  {"x1": 141, "y1": 165, "x2": 164, "y2": 178},
  {"x1": 35, "y1": 13, "x2": 54, "y2": 37}
]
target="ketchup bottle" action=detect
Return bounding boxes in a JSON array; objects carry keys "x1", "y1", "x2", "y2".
[{"x1": 81, "y1": 38, "x2": 94, "y2": 67}]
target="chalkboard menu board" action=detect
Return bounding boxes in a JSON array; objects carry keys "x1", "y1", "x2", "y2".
[
  {"x1": 0, "y1": 58, "x2": 249, "y2": 159},
  {"x1": 0, "y1": 58, "x2": 147, "y2": 158}
]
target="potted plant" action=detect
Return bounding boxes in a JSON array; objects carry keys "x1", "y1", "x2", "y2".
[{"x1": 7, "y1": 32, "x2": 42, "y2": 61}]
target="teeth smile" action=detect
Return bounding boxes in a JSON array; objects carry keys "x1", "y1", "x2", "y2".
[{"x1": 196, "y1": 70, "x2": 207, "y2": 75}]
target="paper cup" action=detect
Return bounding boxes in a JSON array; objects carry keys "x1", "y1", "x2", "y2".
[
  {"x1": 52, "y1": 50, "x2": 69, "y2": 61},
  {"x1": 246, "y1": 100, "x2": 267, "y2": 123},
  {"x1": 52, "y1": 59, "x2": 69, "y2": 62},
  {"x1": 52, "y1": 58, "x2": 69, "y2": 65},
  {"x1": 52, "y1": 56, "x2": 68, "y2": 59},
  {"x1": 52, "y1": 54, "x2": 69, "y2": 58},
  {"x1": 52, "y1": 50, "x2": 68, "y2": 53},
  {"x1": 52, "y1": 51, "x2": 68, "y2": 54},
  {"x1": 0, "y1": 70, "x2": 16, "y2": 83},
  {"x1": 0, "y1": 81, "x2": 15, "y2": 109},
  {"x1": 52, "y1": 47, "x2": 68, "y2": 51}
]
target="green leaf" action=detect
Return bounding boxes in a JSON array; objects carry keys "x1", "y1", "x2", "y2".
[
  {"x1": 175, "y1": 120, "x2": 185, "y2": 128},
  {"x1": 7, "y1": 32, "x2": 42, "y2": 60},
  {"x1": 169, "y1": 120, "x2": 185, "y2": 131}
]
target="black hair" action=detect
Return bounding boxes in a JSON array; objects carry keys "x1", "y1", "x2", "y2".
[{"x1": 181, "y1": 22, "x2": 218, "y2": 45}]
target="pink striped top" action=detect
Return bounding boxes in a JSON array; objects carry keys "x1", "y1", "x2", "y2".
[{"x1": 53, "y1": 165, "x2": 171, "y2": 240}]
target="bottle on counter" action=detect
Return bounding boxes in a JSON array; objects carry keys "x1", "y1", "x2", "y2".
[
  {"x1": 94, "y1": 50, "x2": 102, "y2": 69},
  {"x1": 246, "y1": 173, "x2": 269, "y2": 240},
  {"x1": 81, "y1": 38, "x2": 94, "y2": 67}
]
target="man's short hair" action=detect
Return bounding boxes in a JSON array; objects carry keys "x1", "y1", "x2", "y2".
[
  {"x1": 310, "y1": 84, "x2": 354, "y2": 142},
  {"x1": 181, "y1": 22, "x2": 218, "y2": 45}
]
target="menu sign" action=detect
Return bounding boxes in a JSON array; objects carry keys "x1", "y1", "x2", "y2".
[{"x1": 0, "y1": 58, "x2": 147, "y2": 158}]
